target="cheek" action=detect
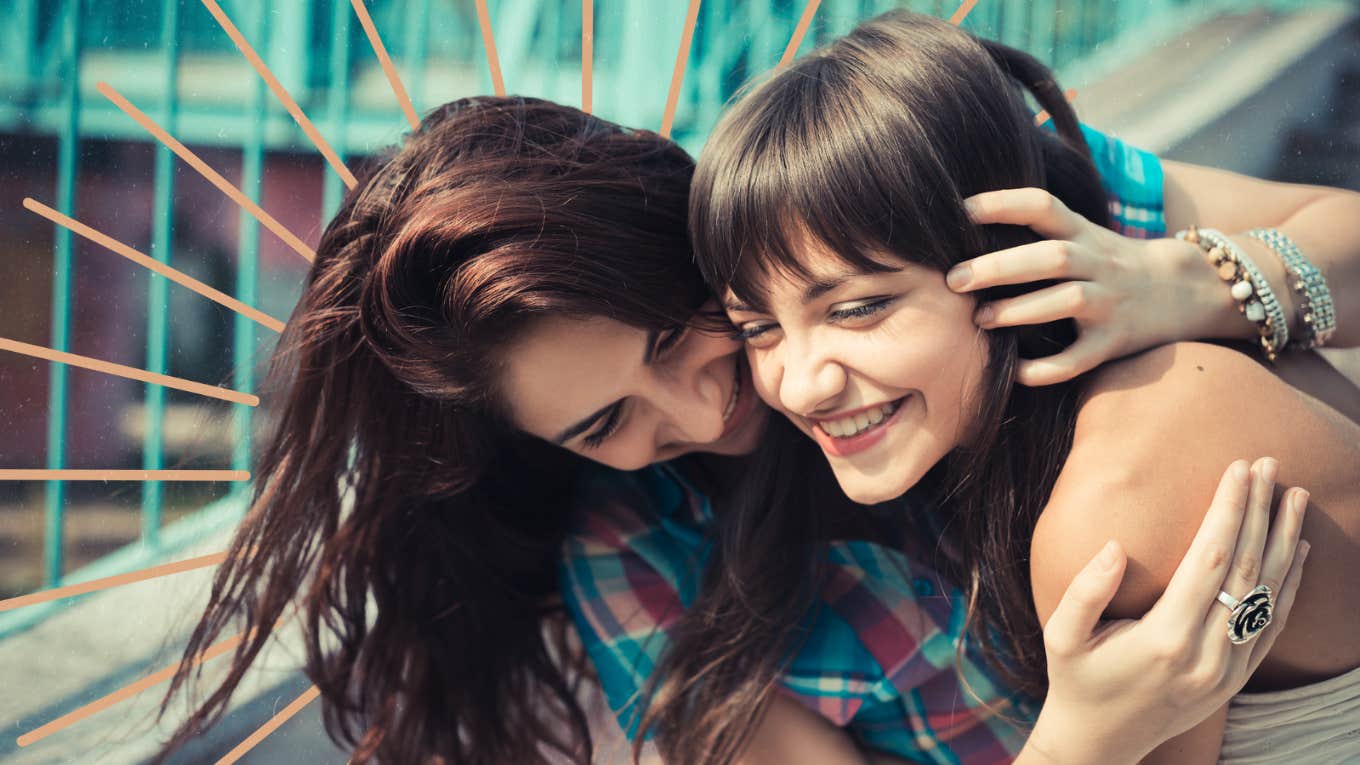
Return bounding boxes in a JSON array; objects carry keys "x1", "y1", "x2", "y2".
[{"x1": 746, "y1": 347, "x2": 784, "y2": 409}]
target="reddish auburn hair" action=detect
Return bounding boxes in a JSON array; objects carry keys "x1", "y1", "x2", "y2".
[{"x1": 149, "y1": 96, "x2": 706, "y2": 765}]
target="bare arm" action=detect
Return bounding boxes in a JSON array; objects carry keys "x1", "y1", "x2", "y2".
[
  {"x1": 1032, "y1": 341, "x2": 1360, "y2": 764},
  {"x1": 1163, "y1": 160, "x2": 1360, "y2": 348}
]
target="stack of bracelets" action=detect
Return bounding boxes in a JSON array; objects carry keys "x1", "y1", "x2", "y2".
[{"x1": 1175, "y1": 226, "x2": 1337, "y2": 362}]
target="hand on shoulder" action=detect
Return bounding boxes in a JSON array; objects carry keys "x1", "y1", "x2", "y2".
[{"x1": 1032, "y1": 341, "x2": 1358, "y2": 625}]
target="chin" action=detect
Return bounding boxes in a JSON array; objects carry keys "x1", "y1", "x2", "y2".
[{"x1": 834, "y1": 472, "x2": 913, "y2": 506}]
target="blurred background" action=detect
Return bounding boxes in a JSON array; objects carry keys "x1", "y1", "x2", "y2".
[{"x1": 0, "y1": 0, "x2": 1356, "y2": 762}]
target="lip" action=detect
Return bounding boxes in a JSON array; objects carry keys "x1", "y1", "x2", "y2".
[
  {"x1": 717, "y1": 354, "x2": 759, "y2": 440},
  {"x1": 808, "y1": 395, "x2": 910, "y2": 458}
]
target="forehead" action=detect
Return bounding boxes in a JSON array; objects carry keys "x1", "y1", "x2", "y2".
[{"x1": 498, "y1": 315, "x2": 645, "y2": 437}]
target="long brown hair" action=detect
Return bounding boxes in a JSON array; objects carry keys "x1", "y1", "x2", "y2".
[
  {"x1": 649, "y1": 11, "x2": 1112, "y2": 762},
  {"x1": 147, "y1": 96, "x2": 708, "y2": 765}
]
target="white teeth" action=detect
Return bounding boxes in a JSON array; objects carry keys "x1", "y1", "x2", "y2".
[
  {"x1": 817, "y1": 399, "x2": 902, "y2": 439},
  {"x1": 721, "y1": 368, "x2": 742, "y2": 422}
]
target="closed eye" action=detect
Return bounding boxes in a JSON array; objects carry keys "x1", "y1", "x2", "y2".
[
  {"x1": 830, "y1": 298, "x2": 894, "y2": 324},
  {"x1": 653, "y1": 325, "x2": 688, "y2": 357},
  {"x1": 581, "y1": 403, "x2": 625, "y2": 449}
]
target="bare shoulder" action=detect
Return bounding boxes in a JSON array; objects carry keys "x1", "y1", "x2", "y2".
[{"x1": 1030, "y1": 342, "x2": 1360, "y2": 625}]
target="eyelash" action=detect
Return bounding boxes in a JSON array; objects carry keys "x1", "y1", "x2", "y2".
[
  {"x1": 730, "y1": 299, "x2": 893, "y2": 342},
  {"x1": 582, "y1": 405, "x2": 623, "y2": 449},
  {"x1": 580, "y1": 326, "x2": 687, "y2": 449}
]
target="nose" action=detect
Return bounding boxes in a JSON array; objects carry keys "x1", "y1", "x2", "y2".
[{"x1": 777, "y1": 338, "x2": 847, "y2": 417}]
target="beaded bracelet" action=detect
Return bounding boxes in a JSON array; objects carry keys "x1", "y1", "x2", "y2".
[
  {"x1": 1245, "y1": 228, "x2": 1336, "y2": 349},
  {"x1": 1176, "y1": 226, "x2": 1289, "y2": 361}
]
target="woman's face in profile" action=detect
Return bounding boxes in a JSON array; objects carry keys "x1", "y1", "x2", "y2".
[{"x1": 497, "y1": 301, "x2": 769, "y2": 471}]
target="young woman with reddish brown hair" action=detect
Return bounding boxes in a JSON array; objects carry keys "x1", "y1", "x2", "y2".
[{"x1": 142, "y1": 76, "x2": 1347, "y2": 764}]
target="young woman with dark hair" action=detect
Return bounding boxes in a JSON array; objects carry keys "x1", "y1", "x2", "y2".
[
  {"x1": 681, "y1": 9, "x2": 1359, "y2": 765},
  {"x1": 140, "y1": 38, "x2": 1356, "y2": 765}
]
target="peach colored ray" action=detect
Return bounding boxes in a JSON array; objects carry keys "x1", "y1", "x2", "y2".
[
  {"x1": 661, "y1": 0, "x2": 704, "y2": 139},
  {"x1": 18, "y1": 605, "x2": 290, "y2": 748},
  {"x1": 1034, "y1": 89, "x2": 1079, "y2": 126},
  {"x1": 474, "y1": 0, "x2": 507, "y2": 98},
  {"x1": 16, "y1": 630, "x2": 247, "y2": 747},
  {"x1": 0, "y1": 469, "x2": 249, "y2": 481},
  {"x1": 23, "y1": 199, "x2": 285, "y2": 335},
  {"x1": 0, "y1": 551, "x2": 229, "y2": 612},
  {"x1": 215, "y1": 684, "x2": 322, "y2": 764},
  {"x1": 96, "y1": 81, "x2": 316, "y2": 264},
  {"x1": 351, "y1": 0, "x2": 421, "y2": 130},
  {"x1": 199, "y1": 0, "x2": 358, "y2": 189},
  {"x1": 0, "y1": 336, "x2": 259, "y2": 405},
  {"x1": 582, "y1": 0, "x2": 594, "y2": 113},
  {"x1": 779, "y1": 0, "x2": 822, "y2": 68},
  {"x1": 950, "y1": 0, "x2": 979, "y2": 25}
]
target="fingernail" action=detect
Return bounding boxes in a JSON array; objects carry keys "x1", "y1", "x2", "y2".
[
  {"x1": 962, "y1": 197, "x2": 981, "y2": 217},
  {"x1": 1094, "y1": 540, "x2": 1118, "y2": 571},
  {"x1": 1231, "y1": 461, "x2": 1250, "y2": 483},
  {"x1": 947, "y1": 265, "x2": 972, "y2": 290},
  {"x1": 1260, "y1": 458, "x2": 1278, "y2": 484},
  {"x1": 1300, "y1": 540, "x2": 1311, "y2": 561},
  {"x1": 1294, "y1": 489, "x2": 1310, "y2": 515},
  {"x1": 974, "y1": 304, "x2": 994, "y2": 325}
]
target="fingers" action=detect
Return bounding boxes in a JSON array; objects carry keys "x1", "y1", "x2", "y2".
[
  {"x1": 1042, "y1": 540, "x2": 1128, "y2": 657},
  {"x1": 1215, "y1": 458, "x2": 1277, "y2": 603},
  {"x1": 1258, "y1": 488, "x2": 1309, "y2": 597},
  {"x1": 1015, "y1": 333, "x2": 1111, "y2": 387},
  {"x1": 1246, "y1": 539, "x2": 1310, "y2": 672},
  {"x1": 1154, "y1": 460, "x2": 1253, "y2": 619},
  {"x1": 947, "y1": 240, "x2": 1094, "y2": 292},
  {"x1": 975, "y1": 281, "x2": 1106, "y2": 328},
  {"x1": 962, "y1": 188, "x2": 1086, "y2": 241}
]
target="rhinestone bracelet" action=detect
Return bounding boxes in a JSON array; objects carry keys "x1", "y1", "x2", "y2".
[
  {"x1": 1177, "y1": 226, "x2": 1289, "y2": 361},
  {"x1": 1245, "y1": 228, "x2": 1335, "y2": 349}
]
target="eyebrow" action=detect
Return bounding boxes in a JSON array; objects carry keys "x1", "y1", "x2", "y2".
[{"x1": 551, "y1": 328, "x2": 659, "y2": 445}]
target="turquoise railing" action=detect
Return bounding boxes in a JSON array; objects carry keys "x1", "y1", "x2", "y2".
[{"x1": 0, "y1": 0, "x2": 1322, "y2": 636}]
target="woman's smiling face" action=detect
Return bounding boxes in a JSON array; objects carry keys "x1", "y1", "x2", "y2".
[{"x1": 724, "y1": 236, "x2": 992, "y2": 504}]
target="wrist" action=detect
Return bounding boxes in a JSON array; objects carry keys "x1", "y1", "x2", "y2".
[
  {"x1": 1158, "y1": 235, "x2": 1246, "y2": 343},
  {"x1": 1021, "y1": 698, "x2": 1143, "y2": 765}
]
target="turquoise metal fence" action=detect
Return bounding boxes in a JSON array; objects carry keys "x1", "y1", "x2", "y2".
[{"x1": 0, "y1": 0, "x2": 1325, "y2": 635}]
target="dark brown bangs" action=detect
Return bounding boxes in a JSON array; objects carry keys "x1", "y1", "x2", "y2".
[
  {"x1": 693, "y1": 53, "x2": 967, "y2": 308},
  {"x1": 691, "y1": 12, "x2": 1060, "y2": 312}
]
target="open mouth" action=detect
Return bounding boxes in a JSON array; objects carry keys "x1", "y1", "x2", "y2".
[{"x1": 809, "y1": 395, "x2": 910, "y2": 457}]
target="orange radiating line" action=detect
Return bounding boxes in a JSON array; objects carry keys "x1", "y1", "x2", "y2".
[
  {"x1": 351, "y1": 0, "x2": 421, "y2": 130},
  {"x1": 0, "y1": 469, "x2": 249, "y2": 481},
  {"x1": 215, "y1": 685, "x2": 322, "y2": 764},
  {"x1": 199, "y1": 0, "x2": 358, "y2": 189},
  {"x1": 474, "y1": 0, "x2": 507, "y2": 98},
  {"x1": 96, "y1": 81, "x2": 316, "y2": 264},
  {"x1": 0, "y1": 336, "x2": 259, "y2": 405},
  {"x1": 582, "y1": 0, "x2": 594, "y2": 113},
  {"x1": 661, "y1": 0, "x2": 703, "y2": 139},
  {"x1": 17, "y1": 629, "x2": 247, "y2": 747},
  {"x1": 23, "y1": 199, "x2": 285, "y2": 335},
  {"x1": 1034, "y1": 88, "x2": 1079, "y2": 126},
  {"x1": 779, "y1": 0, "x2": 822, "y2": 68},
  {"x1": 1, "y1": 552, "x2": 229, "y2": 612},
  {"x1": 950, "y1": 0, "x2": 980, "y2": 25},
  {"x1": 19, "y1": 605, "x2": 290, "y2": 748}
]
